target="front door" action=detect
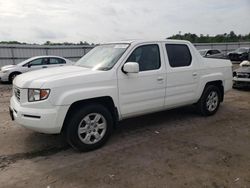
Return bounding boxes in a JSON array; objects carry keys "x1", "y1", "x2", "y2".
[
  {"x1": 117, "y1": 44, "x2": 166, "y2": 118},
  {"x1": 48, "y1": 57, "x2": 66, "y2": 68},
  {"x1": 24, "y1": 58, "x2": 49, "y2": 72}
]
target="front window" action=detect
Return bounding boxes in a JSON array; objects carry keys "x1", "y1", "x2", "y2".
[
  {"x1": 28, "y1": 58, "x2": 49, "y2": 66},
  {"x1": 126, "y1": 44, "x2": 161, "y2": 71},
  {"x1": 75, "y1": 44, "x2": 129, "y2": 70}
]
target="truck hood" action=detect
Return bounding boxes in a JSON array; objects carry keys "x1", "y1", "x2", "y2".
[{"x1": 13, "y1": 65, "x2": 102, "y2": 88}]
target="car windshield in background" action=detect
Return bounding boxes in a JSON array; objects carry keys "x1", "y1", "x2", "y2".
[
  {"x1": 199, "y1": 50, "x2": 207, "y2": 56},
  {"x1": 75, "y1": 44, "x2": 129, "y2": 70},
  {"x1": 236, "y1": 48, "x2": 248, "y2": 53},
  {"x1": 17, "y1": 57, "x2": 34, "y2": 66}
]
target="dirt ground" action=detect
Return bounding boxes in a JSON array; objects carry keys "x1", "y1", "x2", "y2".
[{"x1": 0, "y1": 79, "x2": 250, "y2": 187}]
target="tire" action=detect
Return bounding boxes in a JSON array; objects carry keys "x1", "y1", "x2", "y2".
[
  {"x1": 9, "y1": 72, "x2": 21, "y2": 83},
  {"x1": 65, "y1": 103, "x2": 114, "y2": 152},
  {"x1": 228, "y1": 54, "x2": 233, "y2": 61},
  {"x1": 196, "y1": 85, "x2": 221, "y2": 116}
]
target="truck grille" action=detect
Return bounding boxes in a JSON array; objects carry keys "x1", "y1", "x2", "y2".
[
  {"x1": 237, "y1": 72, "x2": 250, "y2": 78},
  {"x1": 14, "y1": 87, "x2": 20, "y2": 102}
]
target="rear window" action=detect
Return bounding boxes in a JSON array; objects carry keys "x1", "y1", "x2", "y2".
[
  {"x1": 165, "y1": 44, "x2": 192, "y2": 67},
  {"x1": 50, "y1": 58, "x2": 66, "y2": 64}
]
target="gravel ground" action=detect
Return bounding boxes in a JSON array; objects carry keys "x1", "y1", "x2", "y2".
[{"x1": 0, "y1": 77, "x2": 250, "y2": 187}]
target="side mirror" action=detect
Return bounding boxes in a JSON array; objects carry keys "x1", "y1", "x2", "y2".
[
  {"x1": 27, "y1": 64, "x2": 31, "y2": 68},
  {"x1": 123, "y1": 62, "x2": 139, "y2": 73}
]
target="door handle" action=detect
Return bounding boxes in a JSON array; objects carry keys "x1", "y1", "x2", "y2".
[
  {"x1": 42, "y1": 66, "x2": 47, "y2": 68},
  {"x1": 157, "y1": 77, "x2": 164, "y2": 81},
  {"x1": 192, "y1": 72, "x2": 198, "y2": 76}
]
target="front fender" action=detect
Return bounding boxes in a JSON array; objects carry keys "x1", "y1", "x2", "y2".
[{"x1": 50, "y1": 85, "x2": 119, "y2": 108}]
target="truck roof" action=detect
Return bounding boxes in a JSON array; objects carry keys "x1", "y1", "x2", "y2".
[{"x1": 104, "y1": 39, "x2": 191, "y2": 45}]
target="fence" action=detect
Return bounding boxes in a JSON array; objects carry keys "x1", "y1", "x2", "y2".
[
  {"x1": 0, "y1": 42, "x2": 250, "y2": 67},
  {"x1": 193, "y1": 42, "x2": 250, "y2": 53},
  {"x1": 0, "y1": 44, "x2": 94, "y2": 66}
]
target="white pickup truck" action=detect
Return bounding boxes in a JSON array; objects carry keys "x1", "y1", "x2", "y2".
[{"x1": 10, "y1": 40, "x2": 232, "y2": 151}]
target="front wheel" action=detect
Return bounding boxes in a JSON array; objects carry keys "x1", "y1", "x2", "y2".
[
  {"x1": 197, "y1": 85, "x2": 221, "y2": 116},
  {"x1": 65, "y1": 103, "x2": 113, "y2": 152},
  {"x1": 9, "y1": 72, "x2": 21, "y2": 83}
]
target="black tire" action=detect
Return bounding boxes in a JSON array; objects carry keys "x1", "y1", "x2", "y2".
[
  {"x1": 65, "y1": 103, "x2": 113, "y2": 152},
  {"x1": 196, "y1": 85, "x2": 221, "y2": 116},
  {"x1": 9, "y1": 72, "x2": 21, "y2": 83},
  {"x1": 228, "y1": 54, "x2": 234, "y2": 61}
]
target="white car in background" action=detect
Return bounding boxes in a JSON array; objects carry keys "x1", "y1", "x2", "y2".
[
  {"x1": 198, "y1": 49, "x2": 223, "y2": 57},
  {"x1": 0, "y1": 56, "x2": 73, "y2": 83}
]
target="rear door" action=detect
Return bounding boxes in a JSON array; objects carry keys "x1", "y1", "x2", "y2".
[
  {"x1": 117, "y1": 43, "x2": 166, "y2": 118},
  {"x1": 163, "y1": 43, "x2": 200, "y2": 107},
  {"x1": 48, "y1": 58, "x2": 66, "y2": 68}
]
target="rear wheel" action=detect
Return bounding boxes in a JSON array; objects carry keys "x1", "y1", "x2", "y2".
[
  {"x1": 197, "y1": 85, "x2": 221, "y2": 116},
  {"x1": 65, "y1": 103, "x2": 113, "y2": 151},
  {"x1": 228, "y1": 54, "x2": 233, "y2": 61}
]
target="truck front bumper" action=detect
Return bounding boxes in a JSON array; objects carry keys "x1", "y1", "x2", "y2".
[{"x1": 10, "y1": 96, "x2": 69, "y2": 134}]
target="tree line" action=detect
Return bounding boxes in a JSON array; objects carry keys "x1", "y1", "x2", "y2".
[
  {"x1": 0, "y1": 41, "x2": 95, "y2": 45},
  {"x1": 167, "y1": 31, "x2": 250, "y2": 43},
  {"x1": 0, "y1": 31, "x2": 250, "y2": 45}
]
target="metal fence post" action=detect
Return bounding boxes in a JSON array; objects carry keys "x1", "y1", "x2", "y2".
[
  {"x1": 45, "y1": 48, "x2": 49, "y2": 55},
  {"x1": 83, "y1": 47, "x2": 86, "y2": 55},
  {"x1": 10, "y1": 47, "x2": 15, "y2": 65}
]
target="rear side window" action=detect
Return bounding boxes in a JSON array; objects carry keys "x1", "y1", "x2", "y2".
[
  {"x1": 49, "y1": 58, "x2": 66, "y2": 64},
  {"x1": 165, "y1": 44, "x2": 192, "y2": 67},
  {"x1": 126, "y1": 44, "x2": 161, "y2": 71}
]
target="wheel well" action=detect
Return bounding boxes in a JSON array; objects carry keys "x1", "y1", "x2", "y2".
[
  {"x1": 9, "y1": 71, "x2": 21, "y2": 81},
  {"x1": 61, "y1": 96, "x2": 118, "y2": 133},
  {"x1": 205, "y1": 80, "x2": 224, "y2": 102}
]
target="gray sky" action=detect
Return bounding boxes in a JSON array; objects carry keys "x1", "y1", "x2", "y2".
[{"x1": 0, "y1": 0, "x2": 249, "y2": 43}]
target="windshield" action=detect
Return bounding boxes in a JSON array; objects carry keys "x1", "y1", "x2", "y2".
[
  {"x1": 75, "y1": 44, "x2": 129, "y2": 70},
  {"x1": 17, "y1": 57, "x2": 35, "y2": 66},
  {"x1": 199, "y1": 50, "x2": 207, "y2": 56},
  {"x1": 236, "y1": 48, "x2": 248, "y2": 53}
]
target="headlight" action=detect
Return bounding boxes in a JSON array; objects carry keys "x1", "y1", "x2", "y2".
[
  {"x1": 28, "y1": 89, "x2": 50, "y2": 102},
  {"x1": 1, "y1": 70, "x2": 9, "y2": 73}
]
